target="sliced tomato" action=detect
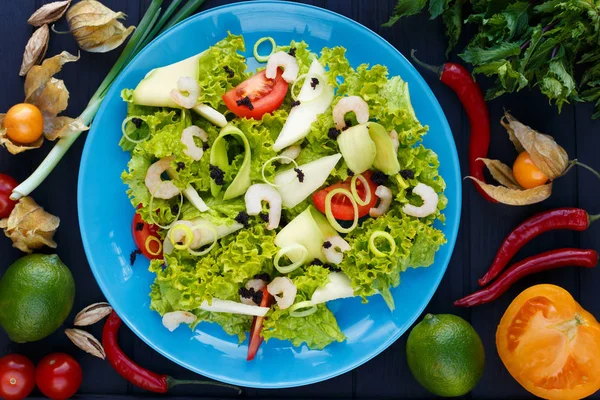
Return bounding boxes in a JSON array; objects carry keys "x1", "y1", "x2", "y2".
[
  {"x1": 132, "y1": 206, "x2": 162, "y2": 260},
  {"x1": 247, "y1": 288, "x2": 273, "y2": 361},
  {"x1": 312, "y1": 170, "x2": 379, "y2": 221},
  {"x1": 223, "y1": 68, "x2": 288, "y2": 119}
]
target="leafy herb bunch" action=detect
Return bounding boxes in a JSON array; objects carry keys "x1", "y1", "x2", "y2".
[{"x1": 385, "y1": 0, "x2": 600, "y2": 118}]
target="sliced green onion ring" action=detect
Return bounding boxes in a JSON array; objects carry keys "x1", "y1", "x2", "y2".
[
  {"x1": 351, "y1": 174, "x2": 372, "y2": 206},
  {"x1": 369, "y1": 231, "x2": 396, "y2": 257},
  {"x1": 253, "y1": 37, "x2": 276, "y2": 63},
  {"x1": 261, "y1": 155, "x2": 299, "y2": 187},
  {"x1": 289, "y1": 301, "x2": 317, "y2": 317},
  {"x1": 121, "y1": 116, "x2": 150, "y2": 144},
  {"x1": 325, "y1": 188, "x2": 358, "y2": 233},
  {"x1": 187, "y1": 222, "x2": 218, "y2": 256},
  {"x1": 274, "y1": 244, "x2": 308, "y2": 274},
  {"x1": 291, "y1": 72, "x2": 327, "y2": 102},
  {"x1": 145, "y1": 235, "x2": 163, "y2": 256},
  {"x1": 148, "y1": 188, "x2": 183, "y2": 230},
  {"x1": 169, "y1": 223, "x2": 194, "y2": 250}
]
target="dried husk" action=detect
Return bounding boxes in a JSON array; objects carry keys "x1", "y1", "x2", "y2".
[
  {"x1": 65, "y1": 329, "x2": 106, "y2": 359},
  {"x1": 477, "y1": 158, "x2": 522, "y2": 190},
  {"x1": 74, "y1": 302, "x2": 112, "y2": 326},
  {"x1": 0, "y1": 197, "x2": 60, "y2": 253},
  {"x1": 66, "y1": 0, "x2": 135, "y2": 53},
  {"x1": 0, "y1": 114, "x2": 44, "y2": 154},
  {"x1": 501, "y1": 112, "x2": 569, "y2": 180},
  {"x1": 20, "y1": 24, "x2": 50, "y2": 76},
  {"x1": 468, "y1": 177, "x2": 552, "y2": 206},
  {"x1": 23, "y1": 51, "x2": 88, "y2": 140},
  {"x1": 28, "y1": 1, "x2": 71, "y2": 26}
]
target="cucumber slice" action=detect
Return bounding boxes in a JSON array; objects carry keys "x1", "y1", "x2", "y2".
[
  {"x1": 337, "y1": 123, "x2": 376, "y2": 174},
  {"x1": 275, "y1": 206, "x2": 333, "y2": 262},
  {"x1": 368, "y1": 122, "x2": 401, "y2": 175},
  {"x1": 132, "y1": 51, "x2": 206, "y2": 107},
  {"x1": 192, "y1": 104, "x2": 227, "y2": 128},
  {"x1": 311, "y1": 272, "x2": 355, "y2": 305},
  {"x1": 274, "y1": 153, "x2": 342, "y2": 209},
  {"x1": 273, "y1": 60, "x2": 334, "y2": 151},
  {"x1": 209, "y1": 125, "x2": 252, "y2": 200}
]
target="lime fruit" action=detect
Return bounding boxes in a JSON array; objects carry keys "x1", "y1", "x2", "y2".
[
  {"x1": 406, "y1": 313, "x2": 485, "y2": 397},
  {"x1": 0, "y1": 254, "x2": 75, "y2": 343}
]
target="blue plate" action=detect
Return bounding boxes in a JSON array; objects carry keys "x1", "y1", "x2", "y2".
[{"x1": 78, "y1": 1, "x2": 461, "y2": 389}]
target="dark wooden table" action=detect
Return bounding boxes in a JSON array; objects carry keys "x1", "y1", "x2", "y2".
[{"x1": 2, "y1": 1, "x2": 600, "y2": 399}]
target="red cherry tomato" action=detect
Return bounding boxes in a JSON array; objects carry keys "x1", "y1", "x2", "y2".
[
  {"x1": 132, "y1": 208, "x2": 162, "y2": 260},
  {"x1": 36, "y1": 353, "x2": 82, "y2": 400},
  {"x1": 222, "y1": 68, "x2": 288, "y2": 119},
  {"x1": 0, "y1": 354, "x2": 35, "y2": 400},
  {"x1": 247, "y1": 288, "x2": 274, "y2": 361},
  {"x1": 0, "y1": 173, "x2": 18, "y2": 219},
  {"x1": 312, "y1": 170, "x2": 379, "y2": 221}
]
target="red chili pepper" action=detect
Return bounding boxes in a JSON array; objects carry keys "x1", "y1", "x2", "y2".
[
  {"x1": 478, "y1": 208, "x2": 599, "y2": 286},
  {"x1": 454, "y1": 249, "x2": 598, "y2": 307},
  {"x1": 411, "y1": 50, "x2": 495, "y2": 203},
  {"x1": 102, "y1": 312, "x2": 241, "y2": 394}
]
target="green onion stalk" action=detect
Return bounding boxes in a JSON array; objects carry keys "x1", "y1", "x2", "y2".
[{"x1": 11, "y1": 0, "x2": 206, "y2": 200}]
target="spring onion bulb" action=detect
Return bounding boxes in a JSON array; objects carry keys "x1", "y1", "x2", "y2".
[
  {"x1": 145, "y1": 235, "x2": 162, "y2": 256},
  {"x1": 148, "y1": 190, "x2": 183, "y2": 230},
  {"x1": 289, "y1": 301, "x2": 317, "y2": 317},
  {"x1": 325, "y1": 188, "x2": 358, "y2": 233},
  {"x1": 291, "y1": 73, "x2": 327, "y2": 102},
  {"x1": 274, "y1": 244, "x2": 308, "y2": 274},
  {"x1": 169, "y1": 223, "x2": 194, "y2": 250},
  {"x1": 262, "y1": 155, "x2": 299, "y2": 187},
  {"x1": 350, "y1": 174, "x2": 371, "y2": 206},
  {"x1": 187, "y1": 222, "x2": 218, "y2": 256},
  {"x1": 121, "y1": 116, "x2": 150, "y2": 143},
  {"x1": 253, "y1": 37, "x2": 276, "y2": 62},
  {"x1": 368, "y1": 231, "x2": 396, "y2": 257}
]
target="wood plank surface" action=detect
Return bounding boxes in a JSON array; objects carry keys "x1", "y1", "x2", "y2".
[{"x1": 1, "y1": 0, "x2": 600, "y2": 399}]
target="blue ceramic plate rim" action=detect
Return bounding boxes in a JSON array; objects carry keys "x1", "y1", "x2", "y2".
[{"x1": 78, "y1": 0, "x2": 461, "y2": 389}]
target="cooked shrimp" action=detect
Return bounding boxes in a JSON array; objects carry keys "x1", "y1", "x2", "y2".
[
  {"x1": 333, "y1": 96, "x2": 369, "y2": 130},
  {"x1": 369, "y1": 185, "x2": 393, "y2": 218},
  {"x1": 244, "y1": 184, "x2": 282, "y2": 230},
  {"x1": 322, "y1": 236, "x2": 351, "y2": 265},
  {"x1": 402, "y1": 183, "x2": 439, "y2": 218},
  {"x1": 240, "y1": 279, "x2": 267, "y2": 305},
  {"x1": 167, "y1": 221, "x2": 202, "y2": 249},
  {"x1": 279, "y1": 145, "x2": 302, "y2": 164},
  {"x1": 266, "y1": 51, "x2": 299, "y2": 83},
  {"x1": 267, "y1": 277, "x2": 297, "y2": 310},
  {"x1": 162, "y1": 311, "x2": 197, "y2": 332},
  {"x1": 389, "y1": 129, "x2": 399, "y2": 153},
  {"x1": 169, "y1": 77, "x2": 199, "y2": 109},
  {"x1": 145, "y1": 157, "x2": 181, "y2": 199},
  {"x1": 181, "y1": 126, "x2": 208, "y2": 161}
]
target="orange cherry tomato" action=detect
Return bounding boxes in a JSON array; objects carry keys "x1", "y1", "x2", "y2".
[
  {"x1": 512, "y1": 151, "x2": 549, "y2": 189},
  {"x1": 4, "y1": 103, "x2": 44, "y2": 144},
  {"x1": 497, "y1": 284, "x2": 600, "y2": 400}
]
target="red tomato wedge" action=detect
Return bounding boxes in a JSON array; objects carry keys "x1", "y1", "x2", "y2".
[
  {"x1": 247, "y1": 288, "x2": 273, "y2": 361},
  {"x1": 223, "y1": 68, "x2": 288, "y2": 119},
  {"x1": 132, "y1": 207, "x2": 162, "y2": 260},
  {"x1": 312, "y1": 170, "x2": 379, "y2": 221}
]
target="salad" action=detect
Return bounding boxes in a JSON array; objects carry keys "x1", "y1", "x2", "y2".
[{"x1": 120, "y1": 33, "x2": 447, "y2": 360}]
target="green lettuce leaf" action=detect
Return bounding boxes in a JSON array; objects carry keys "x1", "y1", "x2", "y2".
[{"x1": 197, "y1": 33, "x2": 249, "y2": 110}]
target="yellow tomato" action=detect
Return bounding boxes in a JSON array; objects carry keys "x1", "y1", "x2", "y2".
[
  {"x1": 4, "y1": 103, "x2": 44, "y2": 144},
  {"x1": 512, "y1": 151, "x2": 549, "y2": 189},
  {"x1": 497, "y1": 285, "x2": 600, "y2": 400}
]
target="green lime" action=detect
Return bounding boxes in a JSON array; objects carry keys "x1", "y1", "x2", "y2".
[
  {"x1": 0, "y1": 254, "x2": 75, "y2": 343},
  {"x1": 406, "y1": 314, "x2": 485, "y2": 397}
]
